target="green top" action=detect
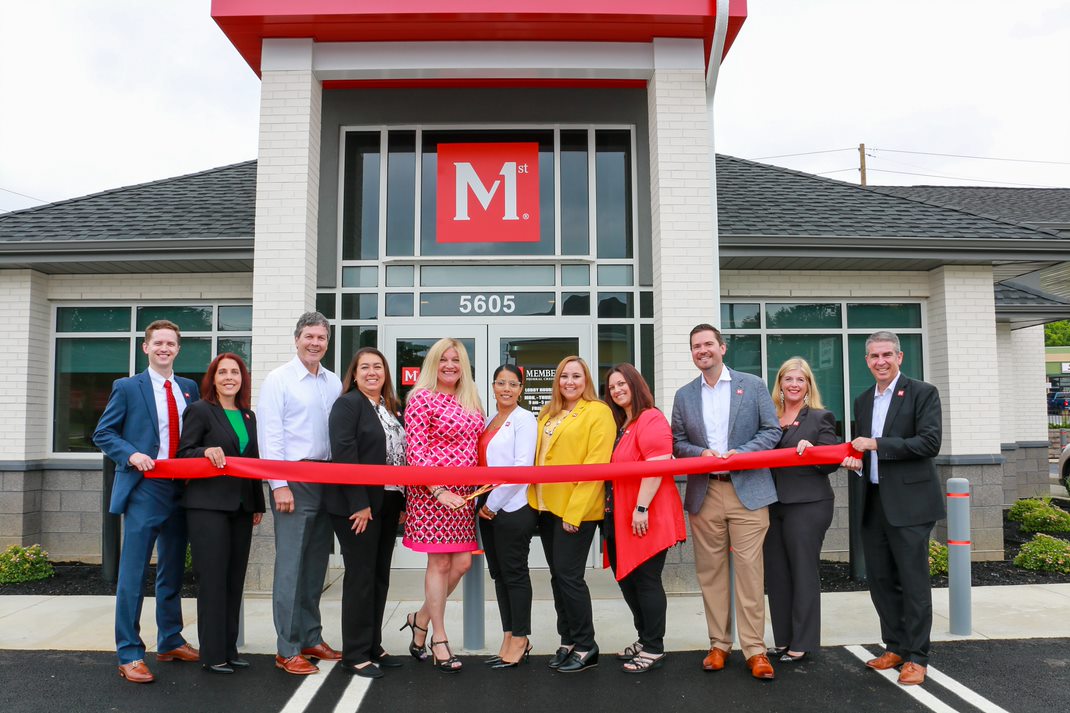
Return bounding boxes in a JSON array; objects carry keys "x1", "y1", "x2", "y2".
[{"x1": 224, "y1": 409, "x2": 249, "y2": 454}]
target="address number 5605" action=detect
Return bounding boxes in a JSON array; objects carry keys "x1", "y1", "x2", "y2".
[{"x1": 458, "y1": 294, "x2": 516, "y2": 314}]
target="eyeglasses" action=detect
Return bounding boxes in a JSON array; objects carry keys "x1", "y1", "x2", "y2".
[{"x1": 494, "y1": 380, "x2": 521, "y2": 389}]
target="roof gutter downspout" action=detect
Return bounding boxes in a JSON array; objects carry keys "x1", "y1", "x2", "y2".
[{"x1": 705, "y1": 0, "x2": 731, "y2": 322}]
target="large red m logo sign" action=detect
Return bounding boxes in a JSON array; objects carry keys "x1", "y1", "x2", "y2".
[{"x1": 436, "y1": 142, "x2": 540, "y2": 243}]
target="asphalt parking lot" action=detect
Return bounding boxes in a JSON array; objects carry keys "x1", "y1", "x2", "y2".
[{"x1": 2, "y1": 639, "x2": 1064, "y2": 713}]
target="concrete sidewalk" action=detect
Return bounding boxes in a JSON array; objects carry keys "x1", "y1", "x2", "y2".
[{"x1": 3, "y1": 568, "x2": 1070, "y2": 656}]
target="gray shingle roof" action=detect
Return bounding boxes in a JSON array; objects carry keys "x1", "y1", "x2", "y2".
[
  {"x1": 995, "y1": 281, "x2": 1070, "y2": 307},
  {"x1": 715, "y1": 155, "x2": 1064, "y2": 240},
  {"x1": 0, "y1": 161, "x2": 256, "y2": 243},
  {"x1": 872, "y1": 186, "x2": 1070, "y2": 225}
]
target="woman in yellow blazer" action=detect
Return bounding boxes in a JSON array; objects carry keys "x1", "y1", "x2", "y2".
[{"x1": 529, "y1": 355, "x2": 615, "y2": 674}]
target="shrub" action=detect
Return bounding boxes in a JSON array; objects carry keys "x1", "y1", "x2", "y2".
[
  {"x1": 1020, "y1": 506, "x2": 1070, "y2": 534},
  {"x1": 1014, "y1": 534, "x2": 1070, "y2": 574},
  {"x1": 0, "y1": 544, "x2": 55, "y2": 584},
  {"x1": 928, "y1": 539, "x2": 948, "y2": 577},
  {"x1": 1007, "y1": 497, "x2": 1052, "y2": 523}
]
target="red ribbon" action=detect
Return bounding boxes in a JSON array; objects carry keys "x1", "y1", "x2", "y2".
[{"x1": 146, "y1": 443, "x2": 860, "y2": 485}]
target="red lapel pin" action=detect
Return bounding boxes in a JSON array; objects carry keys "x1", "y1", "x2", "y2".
[
  {"x1": 792, "y1": 421, "x2": 800, "y2": 427},
  {"x1": 897, "y1": 390, "x2": 905, "y2": 397},
  {"x1": 736, "y1": 389, "x2": 744, "y2": 395}
]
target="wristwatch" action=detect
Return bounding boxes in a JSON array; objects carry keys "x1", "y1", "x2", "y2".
[{"x1": 635, "y1": 505, "x2": 648, "y2": 513}]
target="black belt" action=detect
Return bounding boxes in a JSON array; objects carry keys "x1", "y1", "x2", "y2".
[
  {"x1": 710, "y1": 473, "x2": 732, "y2": 482},
  {"x1": 300, "y1": 458, "x2": 331, "y2": 463}
]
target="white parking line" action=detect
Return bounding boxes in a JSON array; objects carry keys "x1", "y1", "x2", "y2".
[
  {"x1": 926, "y1": 665, "x2": 1012, "y2": 713},
  {"x1": 279, "y1": 660, "x2": 337, "y2": 713},
  {"x1": 333, "y1": 674, "x2": 372, "y2": 713},
  {"x1": 844, "y1": 646, "x2": 961, "y2": 713}
]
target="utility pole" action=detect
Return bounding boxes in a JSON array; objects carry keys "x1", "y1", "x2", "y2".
[{"x1": 858, "y1": 143, "x2": 867, "y2": 185}]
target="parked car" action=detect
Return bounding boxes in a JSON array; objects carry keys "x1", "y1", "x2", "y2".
[
  {"x1": 1059, "y1": 443, "x2": 1070, "y2": 495},
  {"x1": 1049, "y1": 392, "x2": 1070, "y2": 415}
]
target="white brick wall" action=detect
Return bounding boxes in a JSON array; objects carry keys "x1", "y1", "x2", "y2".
[
  {"x1": 721, "y1": 270, "x2": 930, "y2": 298},
  {"x1": 995, "y1": 322, "x2": 1016, "y2": 444},
  {"x1": 251, "y1": 50, "x2": 322, "y2": 383},
  {"x1": 1012, "y1": 325, "x2": 1048, "y2": 442},
  {"x1": 0, "y1": 270, "x2": 50, "y2": 460},
  {"x1": 926, "y1": 266, "x2": 1001, "y2": 455},
  {"x1": 48, "y1": 273, "x2": 252, "y2": 301},
  {"x1": 648, "y1": 50, "x2": 717, "y2": 412}
]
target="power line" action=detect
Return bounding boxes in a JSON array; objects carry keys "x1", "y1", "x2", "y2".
[
  {"x1": 867, "y1": 168, "x2": 1058, "y2": 188},
  {"x1": 0, "y1": 186, "x2": 49, "y2": 204},
  {"x1": 869, "y1": 147, "x2": 1070, "y2": 166},
  {"x1": 750, "y1": 147, "x2": 855, "y2": 160},
  {"x1": 815, "y1": 167, "x2": 858, "y2": 175}
]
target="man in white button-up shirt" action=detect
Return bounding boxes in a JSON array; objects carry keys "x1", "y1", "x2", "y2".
[{"x1": 258, "y1": 312, "x2": 343, "y2": 675}]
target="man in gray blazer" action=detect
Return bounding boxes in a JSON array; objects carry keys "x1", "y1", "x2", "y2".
[{"x1": 671, "y1": 324, "x2": 781, "y2": 680}]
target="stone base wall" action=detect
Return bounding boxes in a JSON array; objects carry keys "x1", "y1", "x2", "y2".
[
  {"x1": 934, "y1": 462, "x2": 1004, "y2": 562},
  {"x1": 1015, "y1": 442, "x2": 1055, "y2": 501},
  {"x1": 1, "y1": 469, "x2": 104, "y2": 562}
]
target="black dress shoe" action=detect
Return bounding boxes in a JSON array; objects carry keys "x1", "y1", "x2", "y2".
[
  {"x1": 558, "y1": 646, "x2": 599, "y2": 674},
  {"x1": 343, "y1": 662, "x2": 384, "y2": 679},
  {"x1": 548, "y1": 646, "x2": 572, "y2": 669},
  {"x1": 227, "y1": 658, "x2": 251, "y2": 669},
  {"x1": 372, "y1": 654, "x2": 404, "y2": 669},
  {"x1": 203, "y1": 663, "x2": 235, "y2": 674}
]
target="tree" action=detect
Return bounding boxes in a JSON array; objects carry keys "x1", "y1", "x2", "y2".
[{"x1": 1046, "y1": 321, "x2": 1070, "y2": 347}]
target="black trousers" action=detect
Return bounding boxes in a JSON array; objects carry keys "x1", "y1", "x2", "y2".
[
  {"x1": 537, "y1": 512, "x2": 598, "y2": 650},
  {"x1": 764, "y1": 498, "x2": 834, "y2": 651},
  {"x1": 480, "y1": 505, "x2": 537, "y2": 636},
  {"x1": 186, "y1": 507, "x2": 255, "y2": 666},
  {"x1": 329, "y1": 490, "x2": 404, "y2": 666},
  {"x1": 604, "y1": 535, "x2": 668, "y2": 654},
  {"x1": 861, "y1": 484, "x2": 935, "y2": 665}
]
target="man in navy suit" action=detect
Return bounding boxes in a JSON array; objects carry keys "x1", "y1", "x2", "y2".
[{"x1": 93, "y1": 320, "x2": 201, "y2": 683}]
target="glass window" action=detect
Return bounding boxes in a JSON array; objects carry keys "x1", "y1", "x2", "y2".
[
  {"x1": 341, "y1": 294, "x2": 377, "y2": 320},
  {"x1": 421, "y1": 265, "x2": 555, "y2": 287},
  {"x1": 723, "y1": 334, "x2": 762, "y2": 378},
  {"x1": 597, "y1": 265, "x2": 633, "y2": 286},
  {"x1": 595, "y1": 130, "x2": 633, "y2": 259},
  {"x1": 561, "y1": 264, "x2": 590, "y2": 286},
  {"x1": 56, "y1": 306, "x2": 130, "y2": 332},
  {"x1": 53, "y1": 338, "x2": 129, "y2": 452},
  {"x1": 338, "y1": 326, "x2": 378, "y2": 371},
  {"x1": 217, "y1": 305, "x2": 252, "y2": 331},
  {"x1": 136, "y1": 306, "x2": 213, "y2": 332},
  {"x1": 640, "y1": 291, "x2": 653, "y2": 319},
  {"x1": 561, "y1": 292, "x2": 590, "y2": 316},
  {"x1": 640, "y1": 323, "x2": 655, "y2": 399},
  {"x1": 341, "y1": 131, "x2": 381, "y2": 260},
  {"x1": 597, "y1": 324, "x2": 635, "y2": 396},
  {"x1": 386, "y1": 265, "x2": 414, "y2": 288},
  {"x1": 597, "y1": 292, "x2": 633, "y2": 318},
  {"x1": 767, "y1": 334, "x2": 845, "y2": 427},
  {"x1": 217, "y1": 337, "x2": 252, "y2": 366},
  {"x1": 386, "y1": 131, "x2": 416, "y2": 256},
  {"x1": 847, "y1": 303, "x2": 923, "y2": 329},
  {"x1": 136, "y1": 337, "x2": 212, "y2": 380},
  {"x1": 420, "y1": 292, "x2": 555, "y2": 317},
  {"x1": 766, "y1": 303, "x2": 841, "y2": 330},
  {"x1": 385, "y1": 293, "x2": 414, "y2": 317},
  {"x1": 342, "y1": 266, "x2": 378, "y2": 288},
  {"x1": 722, "y1": 303, "x2": 760, "y2": 330},
  {"x1": 316, "y1": 293, "x2": 337, "y2": 319},
  {"x1": 560, "y1": 129, "x2": 590, "y2": 255}
]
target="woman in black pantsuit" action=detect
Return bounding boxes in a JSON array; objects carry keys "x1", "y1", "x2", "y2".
[
  {"x1": 326, "y1": 347, "x2": 407, "y2": 679},
  {"x1": 764, "y1": 357, "x2": 840, "y2": 663},
  {"x1": 178, "y1": 353, "x2": 265, "y2": 675}
]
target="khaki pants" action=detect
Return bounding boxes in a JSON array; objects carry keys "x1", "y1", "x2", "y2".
[{"x1": 689, "y1": 478, "x2": 770, "y2": 659}]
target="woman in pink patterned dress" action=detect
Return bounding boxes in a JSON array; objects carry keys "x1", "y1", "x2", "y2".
[{"x1": 399, "y1": 338, "x2": 484, "y2": 673}]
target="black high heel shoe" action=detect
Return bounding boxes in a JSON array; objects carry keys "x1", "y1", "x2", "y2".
[
  {"x1": 490, "y1": 642, "x2": 532, "y2": 669},
  {"x1": 399, "y1": 612, "x2": 429, "y2": 661},
  {"x1": 558, "y1": 645, "x2": 599, "y2": 673},
  {"x1": 430, "y1": 640, "x2": 462, "y2": 673}
]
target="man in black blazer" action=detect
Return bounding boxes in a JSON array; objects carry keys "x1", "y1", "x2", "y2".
[{"x1": 842, "y1": 330, "x2": 943, "y2": 686}]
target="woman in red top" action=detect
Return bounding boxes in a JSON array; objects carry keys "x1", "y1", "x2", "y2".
[{"x1": 603, "y1": 363, "x2": 687, "y2": 674}]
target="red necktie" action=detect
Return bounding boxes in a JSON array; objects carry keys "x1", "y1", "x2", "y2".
[{"x1": 164, "y1": 380, "x2": 179, "y2": 459}]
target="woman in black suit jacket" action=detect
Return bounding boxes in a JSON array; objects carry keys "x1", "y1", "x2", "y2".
[
  {"x1": 177, "y1": 353, "x2": 265, "y2": 674},
  {"x1": 763, "y1": 357, "x2": 840, "y2": 663},
  {"x1": 326, "y1": 347, "x2": 407, "y2": 679}
]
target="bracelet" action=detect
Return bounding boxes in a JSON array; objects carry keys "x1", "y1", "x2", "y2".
[{"x1": 431, "y1": 486, "x2": 446, "y2": 498}]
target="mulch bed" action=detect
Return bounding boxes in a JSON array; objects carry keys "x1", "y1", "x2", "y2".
[{"x1": 0, "y1": 565, "x2": 197, "y2": 598}]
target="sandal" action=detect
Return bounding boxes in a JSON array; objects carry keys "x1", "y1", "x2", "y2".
[
  {"x1": 622, "y1": 651, "x2": 665, "y2": 674},
  {"x1": 399, "y1": 612, "x2": 429, "y2": 661},
  {"x1": 617, "y1": 640, "x2": 644, "y2": 661},
  {"x1": 430, "y1": 640, "x2": 462, "y2": 673}
]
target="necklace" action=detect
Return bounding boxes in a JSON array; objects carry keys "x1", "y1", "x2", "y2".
[{"x1": 543, "y1": 410, "x2": 570, "y2": 438}]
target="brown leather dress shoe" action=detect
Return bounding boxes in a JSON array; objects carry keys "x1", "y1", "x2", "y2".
[
  {"x1": 301, "y1": 642, "x2": 342, "y2": 661},
  {"x1": 865, "y1": 651, "x2": 904, "y2": 670},
  {"x1": 702, "y1": 647, "x2": 729, "y2": 671},
  {"x1": 746, "y1": 654, "x2": 775, "y2": 680},
  {"x1": 897, "y1": 662, "x2": 927, "y2": 685},
  {"x1": 118, "y1": 660, "x2": 155, "y2": 683},
  {"x1": 275, "y1": 655, "x2": 319, "y2": 675},
  {"x1": 157, "y1": 643, "x2": 199, "y2": 662}
]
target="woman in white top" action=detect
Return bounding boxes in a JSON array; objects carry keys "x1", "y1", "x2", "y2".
[{"x1": 477, "y1": 364, "x2": 538, "y2": 669}]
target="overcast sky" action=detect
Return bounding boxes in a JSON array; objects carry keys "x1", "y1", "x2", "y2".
[{"x1": 1, "y1": 0, "x2": 1068, "y2": 213}]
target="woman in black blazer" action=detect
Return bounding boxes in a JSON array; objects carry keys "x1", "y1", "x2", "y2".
[
  {"x1": 763, "y1": 357, "x2": 840, "y2": 663},
  {"x1": 326, "y1": 347, "x2": 407, "y2": 679},
  {"x1": 177, "y1": 352, "x2": 265, "y2": 674}
]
